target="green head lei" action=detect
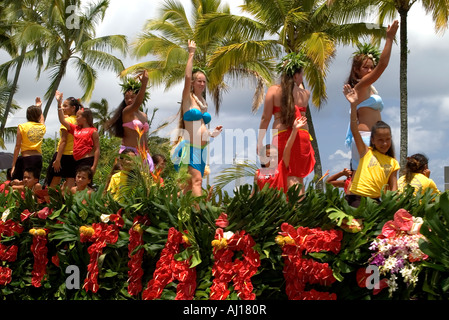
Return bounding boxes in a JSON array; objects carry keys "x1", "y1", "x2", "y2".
[
  {"x1": 192, "y1": 66, "x2": 208, "y2": 79},
  {"x1": 276, "y1": 52, "x2": 308, "y2": 77},
  {"x1": 353, "y1": 43, "x2": 381, "y2": 66},
  {"x1": 120, "y1": 76, "x2": 150, "y2": 105}
]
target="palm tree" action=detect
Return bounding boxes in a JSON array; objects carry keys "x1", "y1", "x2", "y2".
[
  {"x1": 90, "y1": 98, "x2": 111, "y2": 136},
  {"x1": 33, "y1": 0, "x2": 128, "y2": 119},
  {"x1": 123, "y1": 0, "x2": 278, "y2": 113},
  {"x1": 196, "y1": 0, "x2": 386, "y2": 185},
  {"x1": 0, "y1": 79, "x2": 20, "y2": 148},
  {"x1": 0, "y1": 0, "x2": 47, "y2": 132},
  {"x1": 374, "y1": 0, "x2": 449, "y2": 169}
]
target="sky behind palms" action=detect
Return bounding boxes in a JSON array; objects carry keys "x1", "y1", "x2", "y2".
[{"x1": 2, "y1": 0, "x2": 449, "y2": 192}]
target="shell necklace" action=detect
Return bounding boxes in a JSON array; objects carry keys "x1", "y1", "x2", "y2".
[{"x1": 191, "y1": 93, "x2": 208, "y2": 112}]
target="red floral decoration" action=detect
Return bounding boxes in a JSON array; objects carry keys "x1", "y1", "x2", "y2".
[
  {"x1": 127, "y1": 215, "x2": 150, "y2": 296},
  {"x1": 277, "y1": 223, "x2": 343, "y2": 300},
  {"x1": 79, "y1": 211, "x2": 123, "y2": 293},
  {"x1": 0, "y1": 220, "x2": 24, "y2": 286},
  {"x1": 142, "y1": 227, "x2": 196, "y2": 300},
  {"x1": 209, "y1": 228, "x2": 260, "y2": 300},
  {"x1": 29, "y1": 228, "x2": 48, "y2": 287}
]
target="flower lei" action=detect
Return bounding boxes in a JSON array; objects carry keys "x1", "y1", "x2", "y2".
[
  {"x1": 0, "y1": 219, "x2": 24, "y2": 286},
  {"x1": 142, "y1": 227, "x2": 196, "y2": 300},
  {"x1": 127, "y1": 215, "x2": 150, "y2": 296},
  {"x1": 210, "y1": 226, "x2": 261, "y2": 300},
  {"x1": 191, "y1": 92, "x2": 208, "y2": 112},
  {"x1": 276, "y1": 223, "x2": 342, "y2": 300},
  {"x1": 367, "y1": 209, "x2": 428, "y2": 297},
  {"x1": 80, "y1": 212, "x2": 124, "y2": 293}
]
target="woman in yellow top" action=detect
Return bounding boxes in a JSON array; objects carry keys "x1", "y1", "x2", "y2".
[
  {"x1": 343, "y1": 85, "x2": 400, "y2": 208},
  {"x1": 11, "y1": 98, "x2": 46, "y2": 181},
  {"x1": 398, "y1": 153, "x2": 439, "y2": 195},
  {"x1": 45, "y1": 96, "x2": 82, "y2": 190}
]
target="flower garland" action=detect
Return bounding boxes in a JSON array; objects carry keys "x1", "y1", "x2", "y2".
[
  {"x1": 80, "y1": 212, "x2": 123, "y2": 293},
  {"x1": 127, "y1": 215, "x2": 150, "y2": 296},
  {"x1": 367, "y1": 209, "x2": 428, "y2": 297},
  {"x1": 29, "y1": 228, "x2": 48, "y2": 287},
  {"x1": 276, "y1": 223, "x2": 343, "y2": 300},
  {"x1": 210, "y1": 227, "x2": 261, "y2": 300},
  {"x1": 0, "y1": 220, "x2": 23, "y2": 286},
  {"x1": 142, "y1": 227, "x2": 196, "y2": 300}
]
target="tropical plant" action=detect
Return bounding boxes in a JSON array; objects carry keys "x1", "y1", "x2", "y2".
[
  {"x1": 0, "y1": 0, "x2": 47, "y2": 132},
  {"x1": 0, "y1": 79, "x2": 20, "y2": 148},
  {"x1": 31, "y1": 0, "x2": 128, "y2": 119},
  {"x1": 196, "y1": 0, "x2": 387, "y2": 187},
  {"x1": 90, "y1": 98, "x2": 111, "y2": 136},
  {"x1": 123, "y1": 0, "x2": 278, "y2": 113}
]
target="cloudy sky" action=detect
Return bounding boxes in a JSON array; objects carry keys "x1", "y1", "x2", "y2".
[{"x1": 2, "y1": 0, "x2": 449, "y2": 192}]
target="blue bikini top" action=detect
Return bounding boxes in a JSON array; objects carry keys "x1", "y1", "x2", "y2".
[
  {"x1": 357, "y1": 94, "x2": 384, "y2": 111},
  {"x1": 183, "y1": 108, "x2": 211, "y2": 125}
]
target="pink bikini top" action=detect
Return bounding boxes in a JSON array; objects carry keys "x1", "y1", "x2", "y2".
[
  {"x1": 273, "y1": 105, "x2": 307, "y2": 116},
  {"x1": 123, "y1": 119, "x2": 149, "y2": 132}
]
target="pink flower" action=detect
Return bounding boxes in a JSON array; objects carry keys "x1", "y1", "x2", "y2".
[{"x1": 215, "y1": 213, "x2": 229, "y2": 228}]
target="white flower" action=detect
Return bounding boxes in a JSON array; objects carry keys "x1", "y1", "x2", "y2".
[
  {"x1": 100, "y1": 214, "x2": 110, "y2": 223},
  {"x1": 1, "y1": 208, "x2": 10, "y2": 222},
  {"x1": 223, "y1": 231, "x2": 234, "y2": 240}
]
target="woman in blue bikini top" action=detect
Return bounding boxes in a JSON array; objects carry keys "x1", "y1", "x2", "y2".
[{"x1": 344, "y1": 21, "x2": 399, "y2": 153}]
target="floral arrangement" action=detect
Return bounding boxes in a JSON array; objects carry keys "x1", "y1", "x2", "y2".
[
  {"x1": 142, "y1": 227, "x2": 196, "y2": 300},
  {"x1": 0, "y1": 219, "x2": 23, "y2": 286},
  {"x1": 127, "y1": 215, "x2": 150, "y2": 296},
  {"x1": 276, "y1": 223, "x2": 342, "y2": 300},
  {"x1": 210, "y1": 226, "x2": 261, "y2": 300},
  {"x1": 367, "y1": 209, "x2": 428, "y2": 297},
  {"x1": 29, "y1": 228, "x2": 48, "y2": 287},
  {"x1": 80, "y1": 211, "x2": 124, "y2": 293}
]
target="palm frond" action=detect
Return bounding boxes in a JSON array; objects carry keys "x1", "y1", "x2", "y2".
[{"x1": 213, "y1": 160, "x2": 259, "y2": 191}]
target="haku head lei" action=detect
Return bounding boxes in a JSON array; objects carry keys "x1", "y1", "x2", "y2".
[
  {"x1": 276, "y1": 51, "x2": 308, "y2": 77},
  {"x1": 192, "y1": 66, "x2": 208, "y2": 79},
  {"x1": 353, "y1": 43, "x2": 381, "y2": 66},
  {"x1": 120, "y1": 76, "x2": 150, "y2": 105}
]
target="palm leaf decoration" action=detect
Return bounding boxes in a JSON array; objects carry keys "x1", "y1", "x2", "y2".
[{"x1": 213, "y1": 160, "x2": 259, "y2": 191}]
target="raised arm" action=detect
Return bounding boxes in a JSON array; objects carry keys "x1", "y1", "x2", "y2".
[
  {"x1": 344, "y1": 84, "x2": 368, "y2": 158},
  {"x1": 91, "y1": 131, "x2": 100, "y2": 173},
  {"x1": 56, "y1": 91, "x2": 72, "y2": 130},
  {"x1": 181, "y1": 40, "x2": 196, "y2": 111},
  {"x1": 35, "y1": 97, "x2": 45, "y2": 124},
  {"x1": 283, "y1": 116, "x2": 307, "y2": 168},
  {"x1": 356, "y1": 20, "x2": 399, "y2": 89},
  {"x1": 123, "y1": 69, "x2": 149, "y2": 115}
]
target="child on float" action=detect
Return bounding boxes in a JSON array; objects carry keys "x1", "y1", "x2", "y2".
[
  {"x1": 56, "y1": 91, "x2": 100, "y2": 177},
  {"x1": 326, "y1": 167, "x2": 353, "y2": 195},
  {"x1": 107, "y1": 148, "x2": 136, "y2": 201},
  {"x1": 45, "y1": 96, "x2": 82, "y2": 190},
  {"x1": 255, "y1": 116, "x2": 308, "y2": 193},
  {"x1": 11, "y1": 97, "x2": 46, "y2": 181},
  {"x1": 70, "y1": 165, "x2": 94, "y2": 195},
  {"x1": 10, "y1": 167, "x2": 43, "y2": 194},
  {"x1": 344, "y1": 84, "x2": 399, "y2": 207},
  {"x1": 398, "y1": 153, "x2": 439, "y2": 196}
]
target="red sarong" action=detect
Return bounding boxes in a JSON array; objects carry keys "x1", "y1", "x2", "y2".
[{"x1": 272, "y1": 128, "x2": 315, "y2": 178}]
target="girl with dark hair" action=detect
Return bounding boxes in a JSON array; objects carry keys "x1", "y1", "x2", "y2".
[
  {"x1": 11, "y1": 97, "x2": 46, "y2": 181},
  {"x1": 56, "y1": 91, "x2": 100, "y2": 176},
  {"x1": 106, "y1": 70, "x2": 154, "y2": 171},
  {"x1": 171, "y1": 40, "x2": 222, "y2": 197},
  {"x1": 398, "y1": 153, "x2": 439, "y2": 195},
  {"x1": 45, "y1": 96, "x2": 82, "y2": 189},
  {"x1": 257, "y1": 51, "x2": 315, "y2": 195},
  {"x1": 344, "y1": 20, "x2": 399, "y2": 171},
  {"x1": 71, "y1": 165, "x2": 94, "y2": 195},
  {"x1": 344, "y1": 85, "x2": 400, "y2": 207}
]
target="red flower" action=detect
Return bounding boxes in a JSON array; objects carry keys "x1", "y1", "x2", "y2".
[
  {"x1": 127, "y1": 216, "x2": 148, "y2": 296},
  {"x1": 20, "y1": 209, "x2": 33, "y2": 221},
  {"x1": 37, "y1": 207, "x2": 53, "y2": 219},
  {"x1": 30, "y1": 234, "x2": 48, "y2": 288},
  {"x1": 381, "y1": 209, "x2": 415, "y2": 239},
  {"x1": 215, "y1": 213, "x2": 229, "y2": 228},
  {"x1": 0, "y1": 244, "x2": 18, "y2": 262},
  {"x1": 0, "y1": 266, "x2": 12, "y2": 286}
]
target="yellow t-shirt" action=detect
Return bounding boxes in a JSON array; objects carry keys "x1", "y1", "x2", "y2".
[
  {"x1": 398, "y1": 173, "x2": 439, "y2": 195},
  {"x1": 107, "y1": 171, "x2": 128, "y2": 201},
  {"x1": 350, "y1": 147, "x2": 400, "y2": 198},
  {"x1": 57, "y1": 115, "x2": 77, "y2": 155},
  {"x1": 18, "y1": 121, "x2": 46, "y2": 153}
]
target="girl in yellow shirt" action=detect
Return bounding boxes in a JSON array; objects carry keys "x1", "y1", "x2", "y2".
[
  {"x1": 343, "y1": 85, "x2": 400, "y2": 207},
  {"x1": 398, "y1": 153, "x2": 439, "y2": 195},
  {"x1": 11, "y1": 98, "x2": 46, "y2": 181}
]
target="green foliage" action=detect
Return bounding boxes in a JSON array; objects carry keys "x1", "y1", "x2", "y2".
[{"x1": 1, "y1": 175, "x2": 449, "y2": 300}]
